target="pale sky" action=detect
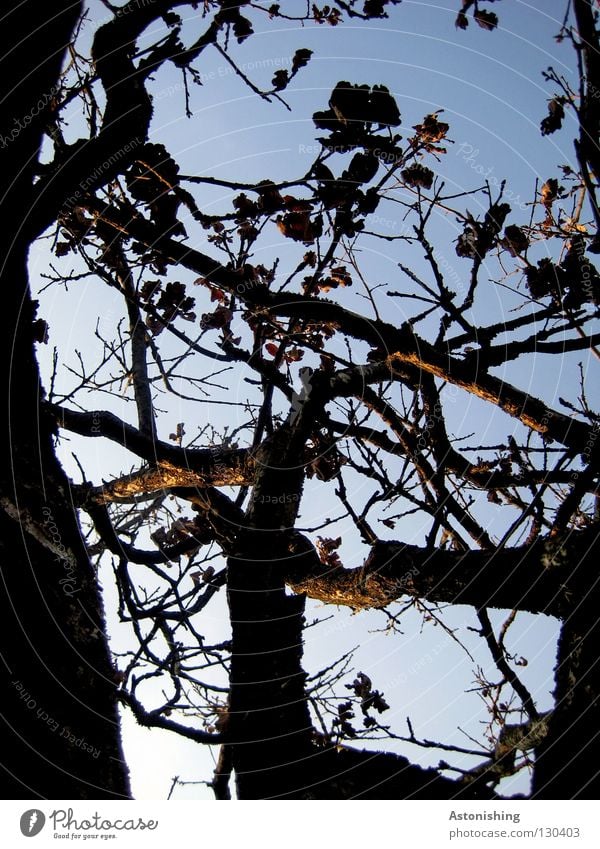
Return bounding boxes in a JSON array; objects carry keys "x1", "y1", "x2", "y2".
[{"x1": 29, "y1": 0, "x2": 596, "y2": 799}]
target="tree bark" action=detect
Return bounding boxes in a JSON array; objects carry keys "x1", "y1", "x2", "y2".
[
  {"x1": 0, "y1": 0, "x2": 130, "y2": 798},
  {"x1": 227, "y1": 537, "x2": 315, "y2": 799},
  {"x1": 532, "y1": 550, "x2": 600, "y2": 798},
  {"x1": 286, "y1": 527, "x2": 599, "y2": 618}
]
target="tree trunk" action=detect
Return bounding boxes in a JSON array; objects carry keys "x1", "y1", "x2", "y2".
[
  {"x1": 227, "y1": 532, "x2": 315, "y2": 799},
  {"x1": 0, "y1": 0, "x2": 130, "y2": 798},
  {"x1": 532, "y1": 588, "x2": 600, "y2": 798}
]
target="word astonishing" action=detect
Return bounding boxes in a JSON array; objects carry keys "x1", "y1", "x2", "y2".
[
  {"x1": 50, "y1": 809, "x2": 158, "y2": 833},
  {"x1": 450, "y1": 811, "x2": 520, "y2": 824}
]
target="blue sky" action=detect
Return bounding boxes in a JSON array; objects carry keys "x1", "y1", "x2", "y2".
[{"x1": 28, "y1": 0, "x2": 597, "y2": 799}]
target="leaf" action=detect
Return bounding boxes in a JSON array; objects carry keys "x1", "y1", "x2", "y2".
[
  {"x1": 140, "y1": 280, "x2": 160, "y2": 301},
  {"x1": 320, "y1": 353, "x2": 335, "y2": 372},
  {"x1": 55, "y1": 241, "x2": 72, "y2": 257},
  {"x1": 284, "y1": 347, "x2": 304, "y2": 363},
  {"x1": 151, "y1": 527, "x2": 168, "y2": 547},
  {"x1": 541, "y1": 97, "x2": 566, "y2": 136},
  {"x1": 233, "y1": 193, "x2": 258, "y2": 218},
  {"x1": 401, "y1": 163, "x2": 434, "y2": 189},
  {"x1": 265, "y1": 342, "x2": 279, "y2": 357},
  {"x1": 412, "y1": 112, "x2": 450, "y2": 151},
  {"x1": 320, "y1": 81, "x2": 401, "y2": 133},
  {"x1": 282, "y1": 195, "x2": 313, "y2": 211},
  {"x1": 474, "y1": 9, "x2": 498, "y2": 31},
  {"x1": 162, "y1": 10, "x2": 180, "y2": 26},
  {"x1": 330, "y1": 81, "x2": 369, "y2": 125},
  {"x1": 357, "y1": 186, "x2": 381, "y2": 214},
  {"x1": 200, "y1": 305, "x2": 233, "y2": 330},
  {"x1": 312, "y1": 5, "x2": 342, "y2": 25},
  {"x1": 456, "y1": 224, "x2": 480, "y2": 258},
  {"x1": 292, "y1": 48, "x2": 313, "y2": 72},
  {"x1": 369, "y1": 84, "x2": 401, "y2": 127},
  {"x1": 334, "y1": 701, "x2": 357, "y2": 738},
  {"x1": 316, "y1": 536, "x2": 343, "y2": 567},
  {"x1": 346, "y1": 671, "x2": 390, "y2": 720},
  {"x1": 169, "y1": 422, "x2": 185, "y2": 444},
  {"x1": 312, "y1": 108, "x2": 339, "y2": 132},
  {"x1": 128, "y1": 143, "x2": 180, "y2": 201},
  {"x1": 344, "y1": 151, "x2": 379, "y2": 184},
  {"x1": 238, "y1": 221, "x2": 258, "y2": 242},
  {"x1": 363, "y1": 0, "x2": 390, "y2": 16},
  {"x1": 540, "y1": 178, "x2": 562, "y2": 221},
  {"x1": 560, "y1": 235, "x2": 600, "y2": 307},
  {"x1": 220, "y1": 329, "x2": 241, "y2": 346},
  {"x1": 484, "y1": 202, "x2": 511, "y2": 234},
  {"x1": 202, "y1": 566, "x2": 215, "y2": 582},
  {"x1": 155, "y1": 281, "x2": 195, "y2": 324},
  {"x1": 233, "y1": 13, "x2": 253, "y2": 43},
  {"x1": 500, "y1": 224, "x2": 529, "y2": 257},
  {"x1": 524, "y1": 258, "x2": 564, "y2": 301},
  {"x1": 272, "y1": 69, "x2": 289, "y2": 91},
  {"x1": 210, "y1": 286, "x2": 226, "y2": 302},
  {"x1": 312, "y1": 162, "x2": 335, "y2": 184},
  {"x1": 276, "y1": 211, "x2": 323, "y2": 243},
  {"x1": 320, "y1": 266, "x2": 352, "y2": 291}
]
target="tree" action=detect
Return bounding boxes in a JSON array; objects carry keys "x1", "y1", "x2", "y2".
[{"x1": 1, "y1": 0, "x2": 599, "y2": 800}]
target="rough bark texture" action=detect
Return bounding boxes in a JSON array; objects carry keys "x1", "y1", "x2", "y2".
[
  {"x1": 286, "y1": 527, "x2": 600, "y2": 617},
  {"x1": 227, "y1": 539, "x2": 315, "y2": 798},
  {"x1": 532, "y1": 600, "x2": 600, "y2": 798},
  {"x1": 527, "y1": 1, "x2": 600, "y2": 799},
  {"x1": 531, "y1": 528, "x2": 600, "y2": 798},
  {"x1": 0, "y1": 0, "x2": 130, "y2": 798}
]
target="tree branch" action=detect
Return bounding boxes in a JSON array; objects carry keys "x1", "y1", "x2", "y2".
[
  {"x1": 92, "y1": 205, "x2": 596, "y2": 454},
  {"x1": 285, "y1": 526, "x2": 600, "y2": 618},
  {"x1": 48, "y1": 403, "x2": 253, "y2": 488}
]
